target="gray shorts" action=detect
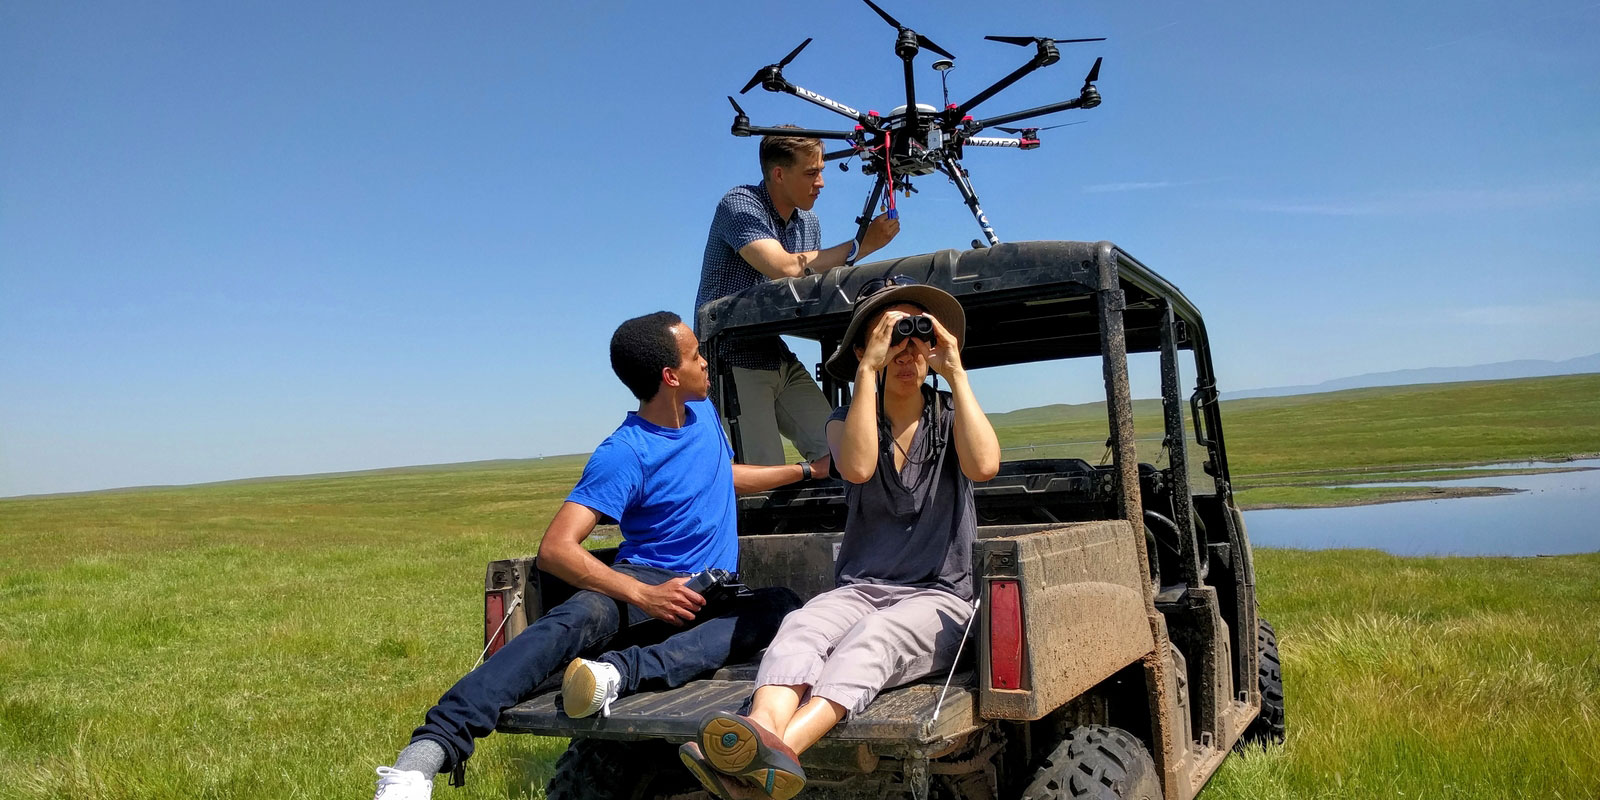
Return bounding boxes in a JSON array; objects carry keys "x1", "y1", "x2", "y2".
[{"x1": 754, "y1": 583, "x2": 975, "y2": 716}]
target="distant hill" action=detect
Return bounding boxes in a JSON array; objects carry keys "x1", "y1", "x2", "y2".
[{"x1": 1225, "y1": 353, "x2": 1600, "y2": 400}]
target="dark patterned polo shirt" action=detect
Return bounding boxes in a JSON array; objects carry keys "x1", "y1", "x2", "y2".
[{"x1": 695, "y1": 182, "x2": 822, "y2": 370}]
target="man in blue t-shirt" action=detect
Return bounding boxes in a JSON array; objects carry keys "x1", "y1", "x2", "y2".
[{"x1": 372, "y1": 312, "x2": 829, "y2": 800}]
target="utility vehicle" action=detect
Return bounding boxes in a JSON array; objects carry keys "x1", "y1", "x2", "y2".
[{"x1": 483, "y1": 241, "x2": 1284, "y2": 800}]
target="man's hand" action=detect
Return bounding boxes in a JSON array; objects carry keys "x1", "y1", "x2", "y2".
[
  {"x1": 633, "y1": 577, "x2": 706, "y2": 626},
  {"x1": 862, "y1": 212, "x2": 900, "y2": 255},
  {"x1": 808, "y1": 453, "x2": 832, "y2": 480}
]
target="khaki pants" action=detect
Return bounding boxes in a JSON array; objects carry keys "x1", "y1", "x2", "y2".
[
  {"x1": 727, "y1": 361, "x2": 832, "y2": 465},
  {"x1": 754, "y1": 583, "x2": 975, "y2": 716}
]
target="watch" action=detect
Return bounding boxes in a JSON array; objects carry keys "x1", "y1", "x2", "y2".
[{"x1": 798, "y1": 460, "x2": 813, "y2": 481}]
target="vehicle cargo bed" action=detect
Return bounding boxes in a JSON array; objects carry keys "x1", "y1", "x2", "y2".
[{"x1": 498, "y1": 671, "x2": 981, "y2": 748}]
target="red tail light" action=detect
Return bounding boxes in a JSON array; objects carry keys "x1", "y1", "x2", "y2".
[
  {"x1": 484, "y1": 591, "x2": 508, "y2": 658},
  {"x1": 989, "y1": 579, "x2": 1024, "y2": 689}
]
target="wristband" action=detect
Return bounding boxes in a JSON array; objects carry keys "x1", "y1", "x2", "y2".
[
  {"x1": 798, "y1": 460, "x2": 813, "y2": 481},
  {"x1": 846, "y1": 240, "x2": 859, "y2": 264}
]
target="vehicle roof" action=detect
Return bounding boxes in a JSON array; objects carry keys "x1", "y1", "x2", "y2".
[{"x1": 696, "y1": 240, "x2": 1208, "y2": 370}]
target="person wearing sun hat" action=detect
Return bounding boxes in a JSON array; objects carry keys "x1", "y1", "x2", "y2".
[{"x1": 679, "y1": 277, "x2": 1001, "y2": 800}]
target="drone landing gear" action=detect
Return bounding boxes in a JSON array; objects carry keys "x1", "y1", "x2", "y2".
[
  {"x1": 849, "y1": 172, "x2": 890, "y2": 266},
  {"x1": 940, "y1": 155, "x2": 999, "y2": 247}
]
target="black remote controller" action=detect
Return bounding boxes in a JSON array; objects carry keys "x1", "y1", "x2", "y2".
[
  {"x1": 684, "y1": 568, "x2": 749, "y2": 604},
  {"x1": 684, "y1": 568, "x2": 732, "y2": 595}
]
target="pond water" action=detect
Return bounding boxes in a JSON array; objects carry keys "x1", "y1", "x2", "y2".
[{"x1": 1242, "y1": 460, "x2": 1600, "y2": 557}]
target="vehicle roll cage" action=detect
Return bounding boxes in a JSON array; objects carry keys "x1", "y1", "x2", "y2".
[{"x1": 696, "y1": 241, "x2": 1238, "y2": 542}]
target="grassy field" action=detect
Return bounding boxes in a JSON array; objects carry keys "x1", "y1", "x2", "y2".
[
  {"x1": 1210, "y1": 550, "x2": 1600, "y2": 799},
  {"x1": 3, "y1": 375, "x2": 1599, "y2": 799}
]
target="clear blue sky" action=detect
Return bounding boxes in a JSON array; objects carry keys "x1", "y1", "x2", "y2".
[{"x1": 3, "y1": 1, "x2": 1597, "y2": 496}]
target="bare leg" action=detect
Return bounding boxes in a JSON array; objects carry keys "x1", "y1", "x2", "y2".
[
  {"x1": 781, "y1": 697, "x2": 847, "y2": 755},
  {"x1": 748, "y1": 683, "x2": 806, "y2": 738}
]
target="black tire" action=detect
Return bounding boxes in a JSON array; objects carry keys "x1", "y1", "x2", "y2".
[
  {"x1": 546, "y1": 738, "x2": 703, "y2": 800},
  {"x1": 1240, "y1": 617, "x2": 1286, "y2": 747},
  {"x1": 1021, "y1": 725, "x2": 1160, "y2": 800}
]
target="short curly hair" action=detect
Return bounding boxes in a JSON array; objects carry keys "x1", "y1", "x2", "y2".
[{"x1": 610, "y1": 311, "x2": 684, "y2": 401}]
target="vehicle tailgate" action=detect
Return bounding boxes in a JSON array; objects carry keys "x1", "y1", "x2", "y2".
[{"x1": 498, "y1": 678, "x2": 980, "y2": 747}]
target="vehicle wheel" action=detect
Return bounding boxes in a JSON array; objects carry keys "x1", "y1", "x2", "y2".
[
  {"x1": 546, "y1": 738, "x2": 704, "y2": 800},
  {"x1": 1240, "y1": 617, "x2": 1285, "y2": 747},
  {"x1": 1021, "y1": 725, "x2": 1160, "y2": 800}
]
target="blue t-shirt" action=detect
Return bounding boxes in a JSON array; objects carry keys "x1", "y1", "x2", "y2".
[{"x1": 566, "y1": 398, "x2": 738, "y2": 572}]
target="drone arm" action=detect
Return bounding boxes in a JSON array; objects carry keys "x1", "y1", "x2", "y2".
[
  {"x1": 732, "y1": 123, "x2": 860, "y2": 141},
  {"x1": 955, "y1": 57, "x2": 1049, "y2": 118},
  {"x1": 964, "y1": 136, "x2": 1023, "y2": 148},
  {"x1": 969, "y1": 94, "x2": 1095, "y2": 132},
  {"x1": 772, "y1": 81, "x2": 879, "y2": 128},
  {"x1": 901, "y1": 59, "x2": 919, "y2": 137}
]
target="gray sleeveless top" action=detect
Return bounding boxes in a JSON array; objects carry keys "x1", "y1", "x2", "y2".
[{"x1": 827, "y1": 387, "x2": 976, "y2": 600}]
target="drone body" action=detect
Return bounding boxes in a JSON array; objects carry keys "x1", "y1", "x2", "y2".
[{"x1": 727, "y1": 0, "x2": 1106, "y2": 255}]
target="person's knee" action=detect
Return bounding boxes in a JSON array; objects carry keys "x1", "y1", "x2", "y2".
[
  {"x1": 841, "y1": 613, "x2": 921, "y2": 656},
  {"x1": 761, "y1": 629, "x2": 817, "y2": 661},
  {"x1": 542, "y1": 589, "x2": 620, "y2": 635}
]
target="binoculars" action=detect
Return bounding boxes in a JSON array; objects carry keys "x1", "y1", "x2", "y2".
[{"x1": 891, "y1": 315, "x2": 937, "y2": 347}]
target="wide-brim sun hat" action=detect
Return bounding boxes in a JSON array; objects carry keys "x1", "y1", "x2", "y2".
[{"x1": 825, "y1": 281, "x2": 966, "y2": 383}]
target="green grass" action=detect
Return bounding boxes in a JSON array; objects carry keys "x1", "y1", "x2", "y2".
[
  {"x1": 1210, "y1": 550, "x2": 1600, "y2": 800},
  {"x1": 986, "y1": 374, "x2": 1600, "y2": 508},
  {"x1": 997, "y1": 374, "x2": 1600, "y2": 476},
  {"x1": 3, "y1": 374, "x2": 1599, "y2": 798},
  {"x1": 0, "y1": 462, "x2": 590, "y2": 800},
  {"x1": 1231, "y1": 484, "x2": 1513, "y2": 509},
  {"x1": 1217, "y1": 374, "x2": 1600, "y2": 476}
]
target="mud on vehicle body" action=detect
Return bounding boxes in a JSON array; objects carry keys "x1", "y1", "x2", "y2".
[{"x1": 484, "y1": 242, "x2": 1282, "y2": 800}]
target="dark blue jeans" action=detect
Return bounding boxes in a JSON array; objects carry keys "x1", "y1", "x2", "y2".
[{"x1": 411, "y1": 563, "x2": 799, "y2": 773}]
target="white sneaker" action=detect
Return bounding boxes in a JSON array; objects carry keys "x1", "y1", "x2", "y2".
[
  {"x1": 374, "y1": 766, "x2": 432, "y2": 800},
  {"x1": 561, "y1": 657, "x2": 622, "y2": 718}
]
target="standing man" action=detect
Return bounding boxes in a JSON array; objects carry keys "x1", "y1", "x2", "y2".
[
  {"x1": 371, "y1": 311, "x2": 826, "y2": 800},
  {"x1": 696, "y1": 132, "x2": 900, "y2": 465}
]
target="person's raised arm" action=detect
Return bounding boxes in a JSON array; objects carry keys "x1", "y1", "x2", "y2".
[
  {"x1": 917, "y1": 316, "x2": 1001, "y2": 482},
  {"x1": 536, "y1": 502, "x2": 704, "y2": 626},
  {"x1": 736, "y1": 213, "x2": 900, "y2": 279},
  {"x1": 830, "y1": 312, "x2": 910, "y2": 483},
  {"x1": 738, "y1": 238, "x2": 851, "y2": 279}
]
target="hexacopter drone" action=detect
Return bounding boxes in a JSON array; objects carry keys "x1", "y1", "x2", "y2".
[{"x1": 726, "y1": 0, "x2": 1105, "y2": 261}]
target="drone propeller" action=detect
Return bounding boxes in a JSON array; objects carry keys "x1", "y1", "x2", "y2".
[
  {"x1": 727, "y1": 96, "x2": 747, "y2": 116},
  {"x1": 985, "y1": 35, "x2": 1107, "y2": 46},
  {"x1": 740, "y1": 37, "x2": 813, "y2": 94},
  {"x1": 1077, "y1": 57, "x2": 1103, "y2": 109},
  {"x1": 860, "y1": 0, "x2": 956, "y2": 60},
  {"x1": 776, "y1": 37, "x2": 812, "y2": 68},
  {"x1": 996, "y1": 121, "x2": 1087, "y2": 134}
]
